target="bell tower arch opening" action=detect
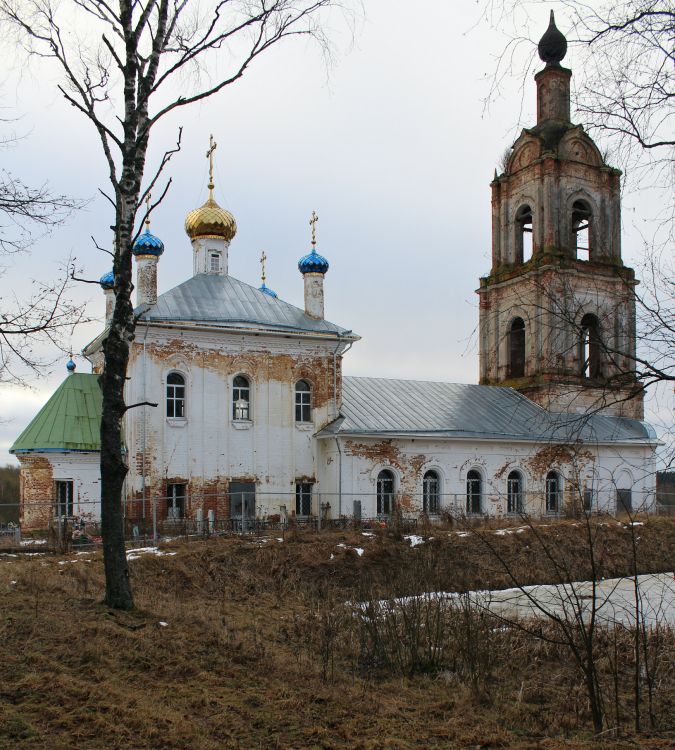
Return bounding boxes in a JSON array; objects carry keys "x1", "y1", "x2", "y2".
[
  {"x1": 580, "y1": 313, "x2": 602, "y2": 379},
  {"x1": 572, "y1": 199, "x2": 592, "y2": 260},
  {"x1": 515, "y1": 204, "x2": 533, "y2": 263},
  {"x1": 508, "y1": 317, "x2": 526, "y2": 378}
]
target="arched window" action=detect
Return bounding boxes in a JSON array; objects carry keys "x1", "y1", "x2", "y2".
[
  {"x1": 507, "y1": 470, "x2": 523, "y2": 514},
  {"x1": 545, "y1": 471, "x2": 561, "y2": 515},
  {"x1": 580, "y1": 314, "x2": 602, "y2": 378},
  {"x1": 466, "y1": 469, "x2": 482, "y2": 515},
  {"x1": 508, "y1": 318, "x2": 526, "y2": 378},
  {"x1": 295, "y1": 380, "x2": 312, "y2": 422},
  {"x1": 233, "y1": 375, "x2": 250, "y2": 420},
  {"x1": 423, "y1": 470, "x2": 440, "y2": 514},
  {"x1": 166, "y1": 372, "x2": 185, "y2": 418},
  {"x1": 515, "y1": 204, "x2": 533, "y2": 263},
  {"x1": 572, "y1": 200, "x2": 592, "y2": 259},
  {"x1": 377, "y1": 469, "x2": 395, "y2": 516}
]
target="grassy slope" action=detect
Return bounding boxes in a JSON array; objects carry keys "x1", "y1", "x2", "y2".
[{"x1": 1, "y1": 518, "x2": 674, "y2": 749}]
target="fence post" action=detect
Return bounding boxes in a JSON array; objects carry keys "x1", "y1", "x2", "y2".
[{"x1": 208, "y1": 509, "x2": 215, "y2": 535}]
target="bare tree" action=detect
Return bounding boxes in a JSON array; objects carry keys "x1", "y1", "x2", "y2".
[
  {"x1": 0, "y1": 0, "x2": 346, "y2": 609},
  {"x1": 0, "y1": 126, "x2": 84, "y2": 383}
]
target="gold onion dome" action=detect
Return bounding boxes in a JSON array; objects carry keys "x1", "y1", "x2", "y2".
[{"x1": 184, "y1": 194, "x2": 237, "y2": 241}]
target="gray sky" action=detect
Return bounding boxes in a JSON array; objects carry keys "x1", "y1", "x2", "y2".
[{"x1": 0, "y1": 1, "x2": 666, "y2": 464}]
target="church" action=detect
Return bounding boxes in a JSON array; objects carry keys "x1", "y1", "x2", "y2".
[{"x1": 11, "y1": 15, "x2": 658, "y2": 530}]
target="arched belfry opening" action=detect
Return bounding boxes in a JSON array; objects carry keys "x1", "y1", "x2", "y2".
[
  {"x1": 477, "y1": 12, "x2": 642, "y2": 419},
  {"x1": 515, "y1": 204, "x2": 533, "y2": 263},
  {"x1": 572, "y1": 200, "x2": 592, "y2": 260},
  {"x1": 580, "y1": 313, "x2": 602, "y2": 379}
]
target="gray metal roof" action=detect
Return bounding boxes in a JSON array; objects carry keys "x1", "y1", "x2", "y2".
[
  {"x1": 139, "y1": 274, "x2": 356, "y2": 338},
  {"x1": 316, "y1": 376, "x2": 655, "y2": 444}
]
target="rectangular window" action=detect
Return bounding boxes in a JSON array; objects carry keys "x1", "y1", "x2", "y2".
[
  {"x1": 210, "y1": 253, "x2": 220, "y2": 272},
  {"x1": 295, "y1": 482, "x2": 312, "y2": 516},
  {"x1": 230, "y1": 482, "x2": 255, "y2": 520},
  {"x1": 167, "y1": 483, "x2": 186, "y2": 519},
  {"x1": 617, "y1": 489, "x2": 632, "y2": 513},
  {"x1": 55, "y1": 480, "x2": 74, "y2": 517},
  {"x1": 583, "y1": 488, "x2": 595, "y2": 513}
]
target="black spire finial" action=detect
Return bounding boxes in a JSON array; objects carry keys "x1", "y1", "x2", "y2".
[{"x1": 538, "y1": 10, "x2": 567, "y2": 66}]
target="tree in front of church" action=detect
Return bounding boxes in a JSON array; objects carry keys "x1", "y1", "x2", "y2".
[{"x1": 0, "y1": 0, "x2": 342, "y2": 609}]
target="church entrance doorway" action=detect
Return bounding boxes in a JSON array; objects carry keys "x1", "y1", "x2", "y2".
[{"x1": 230, "y1": 481, "x2": 256, "y2": 530}]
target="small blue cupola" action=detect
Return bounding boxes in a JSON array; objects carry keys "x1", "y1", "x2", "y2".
[
  {"x1": 132, "y1": 228, "x2": 165, "y2": 257},
  {"x1": 297, "y1": 248, "x2": 329, "y2": 275},
  {"x1": 66, "y1": 358, "x2": 76, "y2": 373},
  {"x1": 99, "y1": 270, "x2": 115, "y2": 290},
  {"x1": 259, "y1": 282, "x2": 278, "y2": 298}
]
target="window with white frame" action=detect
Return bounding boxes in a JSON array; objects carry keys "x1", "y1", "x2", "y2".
[
  {"x1": 423, "y1": 470, "x2": 440, "y2": 514},
  {"x1": 295, "y1": 482, "x2": 312, "y2": 516},
  {"x1": 233, "y1": 375, "x2": 250, "y2": 420},
  {"x1": 166, "y1": 483, "x2": 186, "y2": 519},
  {"x1": 295, "y1": 380, "x2": 312, "y2": 422},
  {"x1": 507, "y1": 470, "x2": 524, "y2": 514},
  {"x1": 210, "y1": 252, "x2": 220, "y2": 273},
  {"x1": 466, "y1": 470, "x2": 482, "y2": 514},
  {"x1": 166, "y1": 372, "x2": 185, "y2": 418},
  {"x1": 55, "y1": 480, "x2": 74, "y2": 517}
]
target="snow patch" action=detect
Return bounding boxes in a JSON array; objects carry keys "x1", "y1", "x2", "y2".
[
  {"x1": 126, "y1": 547, "x2": 177, "y2": 561},
  {"x1": 404, "y1": 535, "x2": 424, "y2": 547}
]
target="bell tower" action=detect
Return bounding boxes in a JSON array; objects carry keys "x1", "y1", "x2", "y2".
[{"x1": 477, "y1": 12, "x2": 643, "y2": 419}]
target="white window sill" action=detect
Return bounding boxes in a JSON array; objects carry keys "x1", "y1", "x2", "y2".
[
  {"x1": 166, "y1": 418, "x2": 187, "y2": 428},
  {"x1": 295, "y1": 422, "x2": 314, "y2": 431},
  {"x1": 232, "y1": 420, "x2": 253, "y2": 430}
]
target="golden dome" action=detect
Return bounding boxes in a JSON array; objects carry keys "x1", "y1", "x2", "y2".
[{"x1": 184, "y1": 194, "x2": 237, "y2": 241}]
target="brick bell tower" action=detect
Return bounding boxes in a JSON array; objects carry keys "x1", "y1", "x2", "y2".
[{"x1": 477, "y1": 12, "x2": 643, "y2": 419}]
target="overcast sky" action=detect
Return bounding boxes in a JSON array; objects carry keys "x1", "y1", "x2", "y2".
[{"x1": 0, "y1": 1, "x2": 666, "y2": 465}]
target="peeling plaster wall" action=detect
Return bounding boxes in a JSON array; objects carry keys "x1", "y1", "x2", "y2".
[
  {"x1": 18, "y1": 452, "x2": 101, "y2": 529},
  {"x1": 123, "y1": 324, "x2": 342, "y2": 520},
  {"x1": 318, "y1": 436, "x2": 656, "y2": 518}
]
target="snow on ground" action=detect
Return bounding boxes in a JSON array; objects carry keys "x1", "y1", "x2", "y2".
[
  {"x1": 126, "y1": 547, "x2": 177, "y2": 561},
  {"x1": 361, "y1": 573, "x2": 675, "y2": 628},
  {"x1": 336, "y1": 543, "x2": 365, "y2": 556},
  {"x1": 20, "y1": 539, "x2": 47, "y2": 546},
  {"x1": 404, "y1": 535, "x2": 425, "y2": 547}
]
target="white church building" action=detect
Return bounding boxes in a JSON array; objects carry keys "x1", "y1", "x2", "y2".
[{"x1": 11, "y1": 16, "x2": 658, "y2": 529}]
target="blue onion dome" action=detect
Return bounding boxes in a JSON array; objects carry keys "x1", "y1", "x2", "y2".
[
  {"x1": 298, "y1": 248, "x2": 329, "y2": 275},
  {"x1": 99, "y1": 270, "x2": 115, "y2": 290},
  {"x1": 132, "y1": 228, "x2": 165, "y2": 256},
  {"x1": 66, "y1": 358, "x2": 76, "y2": 373},
  {"x1": 259, "y1": 282, "x2": 278, "y2": 298}
]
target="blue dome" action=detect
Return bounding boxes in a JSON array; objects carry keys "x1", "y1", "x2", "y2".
[
  {"x1": 99, "y1": 270, "x2": 115, "y2": 290},
  {"x1": 259, "y1": 283, "x2": 278, "y2": 298},
  {"x1": 132, "y1": 228, "x2": 164, "y2": 256},
  {"x1": 66, "y1": 358, "x2": 76, "y2": 373},
  {"x1": 298, "y1": 248, "x2": 329, "y2": 275}
]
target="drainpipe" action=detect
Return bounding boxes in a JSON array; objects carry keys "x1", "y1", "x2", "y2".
[
  {"x1": 335, "y1": 436, "x2": 343, "y2": 518},
  {"x1": 332, "y1": 331, "x2": 353, "y2": 420},
  {"x1": 141, "y1": 322, "x2": 150, "y2": 524}
]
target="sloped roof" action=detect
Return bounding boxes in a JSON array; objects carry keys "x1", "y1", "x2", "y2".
[
  {"x1": 10, "y1": 373, "x2": 102, "y2": 453},
  {"x1": 139, "y1": 273, "x2": 356, "y2": 338},
  {"x1": 317, "y1": 376, "x2": 655, "y2": 444}
]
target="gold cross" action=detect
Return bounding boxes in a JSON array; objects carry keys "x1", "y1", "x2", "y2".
[
  {"x1": 206, "y1": 134, "x2": 217, "y2": 190},
  {"x1": 144, "y1": 193, "x2": 151, "y2": 228},
  {"x1": 309, "y1": 210, "x2": 318, "y2": 248},
  {"x1": 260, "y1": 251, "x2": 267, "y2": 284}
]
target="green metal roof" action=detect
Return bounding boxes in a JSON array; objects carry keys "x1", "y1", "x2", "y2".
[{"x1": 10, "y1": 373, "x2": 102, "y2": 453}]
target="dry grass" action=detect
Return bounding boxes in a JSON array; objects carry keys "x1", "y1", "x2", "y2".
[{"x1": 1, "y1": 517, "x2": 674, "y2": 749}]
